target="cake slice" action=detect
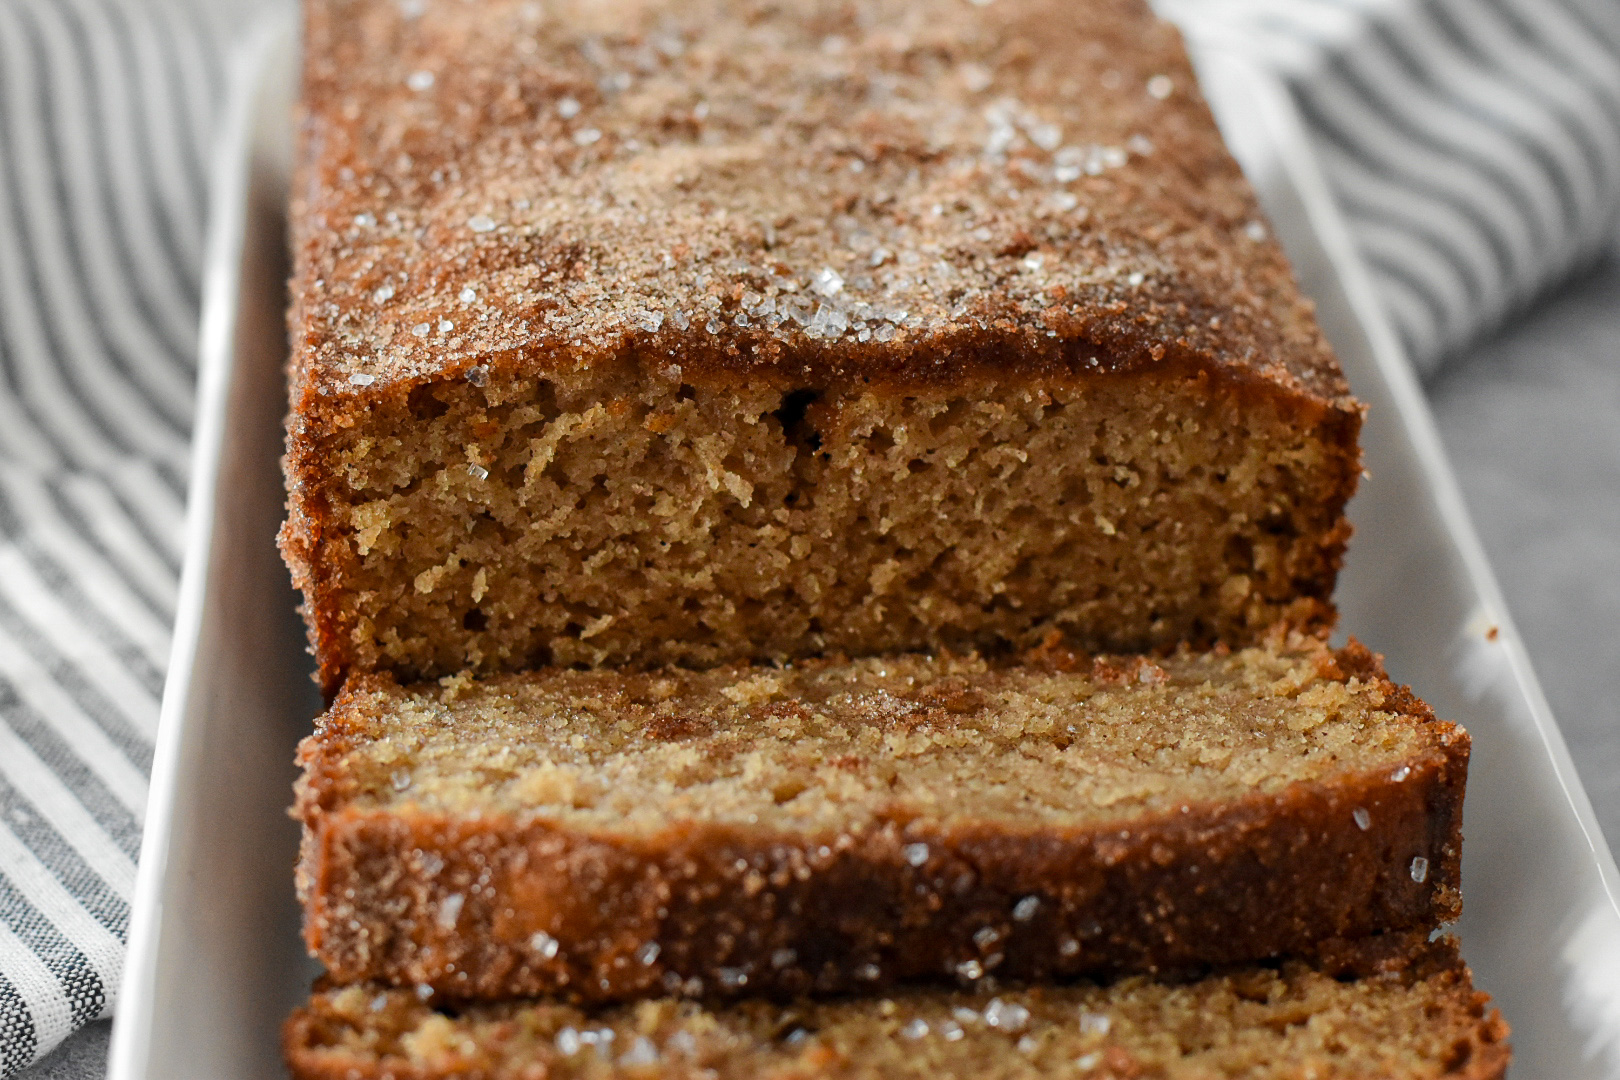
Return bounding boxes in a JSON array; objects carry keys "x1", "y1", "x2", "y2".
[
  {"x1": 285, "y1": 937, "x2": 1509, "y2": 1080},
  {"x1": 283, "y1": 0, "x2": 1362, "y2": 695},
  {"x1": 294, "y1": 636, "x2": 1467, "y2": 1002}
]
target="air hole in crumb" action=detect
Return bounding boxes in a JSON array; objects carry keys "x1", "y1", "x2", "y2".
[
  {"x1": 772, "y1": 776, "x2": 808, "y2": 804},
  {"x1": 407, "y1": 384, "x2": 451, "y2": 421},
  {"x1": 1260, "y1": 512, "x2": 1299, "y2": 538},
  {"x1": 774, "y1": 388, "x2": 818, "y2": 429},
  {"x1": 773, "y1": 389, "x2": 822, "y2": 453},
  {"x1": 463, "y1": 609, "x2": 488, "y2": 631},
  {"x1": 1224, "y1": 533, "x2": 1255, "y2": 571},
  {"x1": 1060, "y1": 481, "x2": 1092, "y2": 508}
]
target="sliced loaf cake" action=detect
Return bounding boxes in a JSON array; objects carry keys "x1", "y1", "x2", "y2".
[{"x1": 295, "y1": 637, "x2": 1466, "y2": 1002}]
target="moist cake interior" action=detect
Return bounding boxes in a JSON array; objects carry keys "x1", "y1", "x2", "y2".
[
  {"x1": 311, "y1": 642, "x2": 1435, "y2": 836},
  {"x1": 314, "y1": 364, "x2": 1352, "y2": 684}
]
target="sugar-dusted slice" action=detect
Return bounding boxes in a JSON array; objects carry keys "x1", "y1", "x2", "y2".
[
  {"x1": 285, "y1": 937, "x2": 1508, "y2": 1080},
  {"x1": 283, "y1": 0, "x2": 1361, "y2": 695},
  {"x1": 294, "y1": 636, "x2": 1466, "y2": 1002}
]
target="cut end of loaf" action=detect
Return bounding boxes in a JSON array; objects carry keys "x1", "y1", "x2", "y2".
[{"x1": 283, "y1": 357, "x2": 1359, "y2": 694}]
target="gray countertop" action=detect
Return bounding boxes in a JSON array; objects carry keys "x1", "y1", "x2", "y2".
[
  {"x1": 21, "y1": 259, "x2": 1620, "y2": 1079},
  {"x1": 1427, "y1": 257, "x2": 1620, "y2": 848}
]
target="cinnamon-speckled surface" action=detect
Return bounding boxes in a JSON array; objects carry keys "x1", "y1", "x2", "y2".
[{"x1": 290, "y1": 0, "x2": 1345, "y2": 402}]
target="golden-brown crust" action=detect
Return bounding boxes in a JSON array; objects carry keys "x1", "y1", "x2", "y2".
[
  {"x1": 297, "y1": 768, "x2": 1465, "y2": 1003},
  {"x1": 294, "y1": 644, "x2": 1467, "y2": 1003},
  {"x1": 289, "y1": 0, "x2": 1345, "y2": 400}
]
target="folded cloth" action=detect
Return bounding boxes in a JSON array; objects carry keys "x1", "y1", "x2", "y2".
[
  {"x1": 0, "y1": 0, "x2": 1616, "y2": 1074},
  {"x1": 1162, "y1": 0, "x2": 1620, "y2": 373},
  {"x1": 0, "y1": 0, "x2": 246, "y2": 1074}
]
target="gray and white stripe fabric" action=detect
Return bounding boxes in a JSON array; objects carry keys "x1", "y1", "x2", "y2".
[
  {"x1": 0, "y1": 0, "x2": 1618, "y2": 1073},
  {"x1": 1163, "y1": 0, "x2": 1620, "y2": 374},
  {"x1": 0, "y1": 0, "x2": 252, "y2": 1073}
]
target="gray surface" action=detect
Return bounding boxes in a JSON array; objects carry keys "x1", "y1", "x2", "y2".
[
  {"x1": 20, "y1": 1022, "x2": 107, "y2": 1080},
  {"x1": 20, "y1": 266, "x2": 1620, "y2": 1080},
  {"x1": 1428, "y1": 257, "x2": 1620, "y2": 854}
]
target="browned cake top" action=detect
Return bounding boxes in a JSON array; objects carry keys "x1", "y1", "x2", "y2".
[{"x1": 292, "y1": 0, "x2": 1345, "y2": 402}]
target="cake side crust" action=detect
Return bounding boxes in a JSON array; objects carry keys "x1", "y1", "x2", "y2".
[
  {"x1": 297, "y1": 760, "x2": 1464, "y2": 1002},
  {"x1": 293, "y1": 641, "x2": 1466, "y2": 1002},
  {"x1": 283, "y1": 937, "x2": 1510, "y2": 1080}
]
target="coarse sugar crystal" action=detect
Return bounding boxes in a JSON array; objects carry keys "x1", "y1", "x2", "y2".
[
  {"x1": 812, "y1": 267, "x2": 845, "y2": 297},
  {"x1": 984, "y1": 998, "x2": 1031, "y2": 1032},
  {"x1": 620, "y1": 1036, "x2": 659, "y2": 1066}
]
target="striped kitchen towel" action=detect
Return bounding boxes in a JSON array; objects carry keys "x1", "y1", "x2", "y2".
[
  {"x1": 1163, "y1": 0, "x2": 1620, "y2": 373},
  {"x1": 0, "y1": 0, "x2": 1618, "y2": 1074},
  {"x1": 0, "y1": 0, "x2": 260, "y2": 1074}
]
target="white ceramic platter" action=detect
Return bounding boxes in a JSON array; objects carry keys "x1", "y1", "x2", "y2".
[{"x1": 107, "y1": 14, "x2": 1620, "y2": 1079}]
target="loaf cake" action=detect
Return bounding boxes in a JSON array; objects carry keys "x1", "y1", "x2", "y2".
[
  {"x1": 295, "y1": 635, "x2": 1466, "y2": 1001},
  {"x1": 285, "y1": 936, "x2": 1509, "y2": 1079},
  {"x1": 282, "y1": 0, "x2": 1363, "y2": 694}
]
